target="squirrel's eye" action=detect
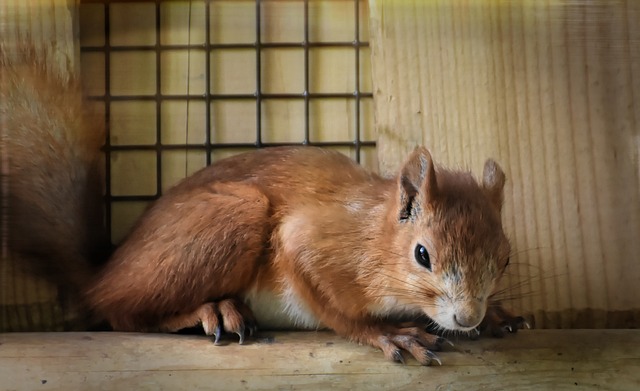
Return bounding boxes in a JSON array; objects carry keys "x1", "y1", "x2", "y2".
[{"x1": 414, "y1": 244, "x2": 431, "y2": 271}]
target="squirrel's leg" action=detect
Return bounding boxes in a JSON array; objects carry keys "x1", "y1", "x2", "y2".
[{"x1": 90, "y1": 182, "x2": 270, "y2": 340}]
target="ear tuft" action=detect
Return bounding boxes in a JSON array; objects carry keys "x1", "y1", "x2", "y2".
[
  {"x1": 482, "y1": 159, "x2": 506, "y2": 211},
  {"x1": 398, "y1": 147, "x2": 437, "y2": 221}
]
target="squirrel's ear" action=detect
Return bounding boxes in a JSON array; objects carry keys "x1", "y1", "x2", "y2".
[
  {"x1": 397, "y1": 147, "x2": 438, "y2": 221},
  {"x1": 482, "y1": 159, "x2": 506, "y2": 211}
]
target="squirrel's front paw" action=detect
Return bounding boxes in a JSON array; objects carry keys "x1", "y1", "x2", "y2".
[
  {"x1": 477, "y1": 302, "x2": 529, "y2": 338},
  {"x1": 365, "y1": 325, "x2": 450, "y2": 366}
]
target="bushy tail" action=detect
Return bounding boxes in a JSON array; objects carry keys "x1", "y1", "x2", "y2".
[{"x1": 1, "y1": 45, "x2": 108, "y2": 307}]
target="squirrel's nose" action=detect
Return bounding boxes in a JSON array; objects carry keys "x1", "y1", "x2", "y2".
[
  {"x1": 453, "y1": 302, "x2": 485, "y2": 329},
  {"x1": 454, "y1": 313, "x2": 480, "y2": 328}
]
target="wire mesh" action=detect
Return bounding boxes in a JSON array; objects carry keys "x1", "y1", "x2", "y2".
[{"x1": 79, "y1": 0, "x2": 375, "y2": 244}]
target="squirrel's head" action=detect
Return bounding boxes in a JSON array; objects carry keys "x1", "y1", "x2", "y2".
[{"x1": 371, "y1": 147, "x2": 511, "y2": 332}]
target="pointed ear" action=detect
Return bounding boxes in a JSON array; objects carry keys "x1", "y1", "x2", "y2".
[
  {"x1": 397, "y1": 147, "x2": 438, "y2": 221},
  {"x1": 482, "y1": 159, "x2": 506, "y2": 211}
]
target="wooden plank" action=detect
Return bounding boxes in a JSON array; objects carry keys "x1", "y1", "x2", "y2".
[
  {"x1": 0, "y1": 330, "x2": 638, "y2": 390},
  {"x1": 368, "y1": 0, "x2": 640, "y2": 328}
]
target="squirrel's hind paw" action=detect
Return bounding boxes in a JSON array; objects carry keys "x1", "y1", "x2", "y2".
[
  {"x1": 157, "y1": 298, "x2": 258, "y2": 345},
  {"x1": 215, "y1": 298, "x2": 258, "y2": 344}
]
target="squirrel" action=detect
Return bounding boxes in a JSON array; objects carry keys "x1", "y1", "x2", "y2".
[
  {"x1": 1, "y1": 47, "x2": 524, "y2": 365},
  {"x1": 84, "y1": 146, "x2": 526, "y2": 365}
]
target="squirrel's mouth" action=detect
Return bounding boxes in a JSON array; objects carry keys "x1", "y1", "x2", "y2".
[{"x1": 424, "y1": 298, "x2": 486, "y2": 332}]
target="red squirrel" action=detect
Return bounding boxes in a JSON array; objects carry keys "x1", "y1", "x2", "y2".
[
  {"x1": 85, "y1": 146, "x2": 526, "y2": 365},
  {"x1": 2, "y1": 46, "x2": 523, "y2": 364}
]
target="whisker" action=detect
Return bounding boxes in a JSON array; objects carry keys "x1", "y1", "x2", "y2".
[
  {"x1": 509, "y1": 246, "x2": 549, "y2": 258},
  {"x1": 492, "y1": 279, "x2": 535, "y2": 294},
  {"x1": 489, "y1": 292, "x2": 540, "y2": 303},
  {"x1": 495, "y1": 271, "x2": 563, "y2": 295},
  {"x1": 371, "y1": 269, "x2": 441, "y2": 293}
]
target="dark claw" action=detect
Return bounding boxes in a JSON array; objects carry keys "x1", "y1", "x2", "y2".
[
  {"x1": 425, "y1": 350, "x2": 442, "y2": 366},
  {"x1": 392, "y1": 349, "x2": 405, "y2": 364},
  {"x1": 502, "y1": 322, "x2": 514, "y2": 333},
  {"x1": 237, "y1": 324, "x2": 246, "y2": 345},
  {"x1": 501, "y1": 317, "x2": 529, "y2": 334},
  {"x1": 213, "y1": 325, "x2": 222, "y2": 345},
  {"x1": 514, "y1": 316, "x2": 529, "y2": 329},
  {"x1": 437, "y1": 337, "x2": 454, "y2": 348}
]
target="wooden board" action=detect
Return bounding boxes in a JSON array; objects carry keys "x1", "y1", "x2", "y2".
[
  {"x1": 368, "y1": 0, "x2": 640, "y2": 328},
  {"x1": 0, "y1": 330, "x2": 638, "y2": 390}
]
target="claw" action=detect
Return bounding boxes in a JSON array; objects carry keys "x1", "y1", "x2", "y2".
[
  {"x1": 236, "y1": 324, "x2": 246, "y2": 345},
  {"x1": 437, "y1": 337, "x2": 455, "y2": 348},
  {"x1": 513, "y1": 317, "x2": 530, "y2": 330},
  {"x1": 426, "y1": 350, "x2": 442, "y2": 366},
  {"x1": 213, "y1": 324, "x2": 222, "y2": 345},
  {"x1": 392, "y1": 349, "x2": 405, "y2": 364}
]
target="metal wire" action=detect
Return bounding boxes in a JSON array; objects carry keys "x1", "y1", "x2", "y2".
[{"x1": 184, "y1": 0, "x2": 193, "y2": 176}]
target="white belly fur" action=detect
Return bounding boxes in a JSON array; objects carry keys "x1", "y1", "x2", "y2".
[{"x1": 243, "y1": 284, "x2": 322, "y2": 330}]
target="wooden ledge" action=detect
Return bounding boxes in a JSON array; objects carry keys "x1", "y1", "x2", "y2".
[{"x1": 1, "y1": 330, "x2": 638, "y2": 390}]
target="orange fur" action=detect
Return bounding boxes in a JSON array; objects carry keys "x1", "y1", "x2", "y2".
[
  {"x1": 0, "y1": 46, "x2": 520, "y2": 361},
  {"x1": 85, "y1": 146, "x2": 519, "y2": 364}
]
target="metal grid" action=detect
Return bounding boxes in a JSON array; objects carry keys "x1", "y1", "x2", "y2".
[{"x1": 80, "y1": 0, "x2": 374, "y2": 244}]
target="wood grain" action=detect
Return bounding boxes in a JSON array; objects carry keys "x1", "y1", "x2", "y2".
[
  {"x1": 369, "y1": 0, "x2": 640, "y2": 328},
  {"x1": 0, "y1": 0, "x2": 79, "y2": 75},
  {"x1": 0, "y1": 330, "x2": 639, "y2": 390}
]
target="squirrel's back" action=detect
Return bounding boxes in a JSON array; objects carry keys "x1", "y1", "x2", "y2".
[{"x1": 157, "y1": 146, "x2": 389, "y2": 211}]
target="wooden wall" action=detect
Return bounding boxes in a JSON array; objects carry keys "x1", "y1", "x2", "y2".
[
  {"x1": 369, "y1": 0, "x2": 640, "y2": 328},
  {"x1": 0, "y1": 0, "x2": 79, "y2": 74}
]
